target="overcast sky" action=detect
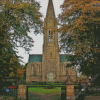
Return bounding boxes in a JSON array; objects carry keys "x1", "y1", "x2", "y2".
[{"x1": 17, "y1": 0, "x2": 64, "y2": 65}]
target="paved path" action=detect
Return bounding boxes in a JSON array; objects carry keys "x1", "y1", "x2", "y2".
[
  {"x1": 0, "y1": 97, "x2": 3, "y2": 100},
  {"x1": 0, "y1": 96, "x2": 14, "y2": 100},
  {"x1": 28, "y1": 92, "x2": 61, "y2": 100},
  {"x1": 85, "y1": 96, "x2": 100, "y2": 100}
]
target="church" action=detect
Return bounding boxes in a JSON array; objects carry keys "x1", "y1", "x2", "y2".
[{"x1": 26, "y1": 0, "x2": 76, "y2": 83}]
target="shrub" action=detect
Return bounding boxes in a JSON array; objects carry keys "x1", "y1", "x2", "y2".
[{"x1": 44, "y1": 84, "x2": 54, "y2": 89}]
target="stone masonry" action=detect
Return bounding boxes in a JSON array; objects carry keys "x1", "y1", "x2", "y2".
[{"x1": 26, "y1": 0, "x2": 76, "y2": 83}]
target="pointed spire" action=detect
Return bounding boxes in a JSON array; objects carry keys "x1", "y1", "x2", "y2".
[{"x1": 46, "y1": 0, "x2": 55, "y2": 18}]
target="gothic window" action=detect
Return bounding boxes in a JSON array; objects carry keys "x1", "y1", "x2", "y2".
[
  {"x1": 34, "y1": 65, "x2": 36, "y2": 75},
  {"x1": 48, "y1": 73, "x2": 54, "y2": 81},
  {"x1": 31, "y1": 65, "x2": 33, "y2": 75},
  {"x1": 51, "y1": 33, "x2": 53, "y2": 42},
  {"x1": 49, "y1": 30, "x2": 53, "y2": 42},
  {"x1": 49, "y1": 30, "x2": 51, "y2": 42},
  {"x1": 66, "y1": 68, "x2": 68, "y2": 74},
  {"x1": 50, "y1": 53, "x2": 52, "y2": 58}
]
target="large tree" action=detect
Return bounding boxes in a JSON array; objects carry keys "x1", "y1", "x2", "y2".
[
  {"x1": 58, "y1": 0, "x2": 100, "y2": 81},
  {"x1": 0, "y1": 0, "x2": 43, "y2": 79}
]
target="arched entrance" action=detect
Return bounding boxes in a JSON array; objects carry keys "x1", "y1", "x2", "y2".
[{"x1": 48, "y1": 73, "x2": 54, "y2": 81}]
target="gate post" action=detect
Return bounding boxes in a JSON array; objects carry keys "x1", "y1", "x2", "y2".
[
  {"x1": 18, "y1": 85, "x2": 26, "y2": 99},
  {"x1": 66, "y1": 75, "x2": 75, "y2": 100},
  {"x1": 26, "y1": 86, "x2": 28, "y2": 100}
]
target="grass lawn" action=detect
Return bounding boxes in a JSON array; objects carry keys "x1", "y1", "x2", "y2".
[{"x1": 28, "y1": 87, "x2": 61, "y2": 95}]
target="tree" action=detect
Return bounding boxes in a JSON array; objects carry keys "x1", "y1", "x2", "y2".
[
  {"x1": 58, "y1": 0, "x2": 100, "y2": 80},
  {"x1": 0, "y1": 0, "x2": 43, "y2": 80}
]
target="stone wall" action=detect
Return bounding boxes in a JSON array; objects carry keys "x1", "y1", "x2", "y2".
[
  {"x1": 18, "y1": 85, "x2": 26, "y2": 99},
  {"x1": 66, "y1": 85, "x2": 75, "y2": 100}
]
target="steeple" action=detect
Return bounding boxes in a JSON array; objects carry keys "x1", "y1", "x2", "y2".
[
  {"x1": 46, "y1": 0, "x2": 55, "y2": 18},
  {"x1": 43, "y1": 0, "x2": 58, "y2": 45},
  {"x1": 42, "y1": 0, "x2": 60, "y2": 82}
]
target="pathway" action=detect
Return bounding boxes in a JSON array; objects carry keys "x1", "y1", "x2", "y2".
[
  {"x1": 28, "y1": 92, "x2": 61, "y2": 100},
  {"x1": 85, "y1": 96, "x2": 100, "y2": 100}
]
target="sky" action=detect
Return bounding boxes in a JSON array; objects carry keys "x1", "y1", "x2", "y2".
[{"x1": 17, "y1": 0, "x2": 64, "y2": 65}]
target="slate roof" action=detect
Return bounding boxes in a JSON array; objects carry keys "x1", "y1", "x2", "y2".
[
  {"x1": 28, "y1": 54, "x2": 42, "y2": 63},
  {"x1": 60, "y1": 54, "x2": 72, "y2": 62},
  {"x1": 28, "y1": 54, "x2": 73, "y2": 63}
]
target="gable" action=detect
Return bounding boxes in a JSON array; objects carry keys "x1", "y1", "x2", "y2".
[{"x1": 28, "y1": 55, "x2": 42, "y2": 63}]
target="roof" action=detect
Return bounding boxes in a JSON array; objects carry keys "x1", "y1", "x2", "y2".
[
  {"x1": 60, "y1": 54, "x2": 73, "y2": 62},
  {"x1": 28, "y1": 54, "x2": 73, "y2": 63},
  {"x1": 28, "y1": 55, "x2": 42, "y2": 63},
  {"x1": 46, "y1": 0, "x2": 55, "y2": 17}
]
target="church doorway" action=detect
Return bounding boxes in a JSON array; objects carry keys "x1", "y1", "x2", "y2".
[{"x1": 48, "y1": 73, "x2": 54, "y2": 81}]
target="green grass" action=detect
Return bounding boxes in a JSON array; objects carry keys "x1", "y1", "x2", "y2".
[
  {"x1": 28, "y1": 87, "x2": 61, "y2": 95},
  {"x1": 0, "y1": 95, "x2": 3, "y2": 97}
]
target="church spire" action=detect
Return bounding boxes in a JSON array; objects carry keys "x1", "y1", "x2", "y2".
[{"x1": 46, "y1": 0, "x2": 55, "y2": 18}]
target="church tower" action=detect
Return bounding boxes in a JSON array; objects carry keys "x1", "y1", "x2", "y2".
[{"x1": 42, "y1": 0, "x2": 60, "y2": 82}]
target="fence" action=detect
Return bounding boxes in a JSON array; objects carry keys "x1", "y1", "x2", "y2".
[
  {"x1": 74, "y1": 83, "x2": 100, "y2": 100},
  {"x1": 1, "y1": 86, "x2": 18, "y2": 99},
  {"x1": 87, "y1": 86, "x2": 100, "y2": 96}
]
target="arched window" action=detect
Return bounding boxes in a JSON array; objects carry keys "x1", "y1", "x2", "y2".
[
  {"x1": 49, "y1": 30, "x2": 53, "y2": 42},
  {"x1": 66, "y1": 68, "x2": 68, "y2": 74},
  {"x1": 49, "y1": 30, "x2": 51, "y2": 42},
  {"x1": 50, "y1": 53, "x2": 52, "y2": 58},
  {"x1": 31, "y1": 65, "x2": 33, "y2": 75},
  {"x1": 51, "y1": 34, "x2": 53, "y2": 41},
  {"x1": 34, "y1": 65, "x2": 36, "y2": 75},
  {"x1": 48, "y1": 73, "x2": 54, "y2": 81}
]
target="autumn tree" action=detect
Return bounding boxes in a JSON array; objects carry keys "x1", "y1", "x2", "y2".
[
  {"x1": 0, "y1": 0, "x2": 43, "y2": 80},
  {"x1": 58, "y1": 0, "x2": 100, "y2": 83}
]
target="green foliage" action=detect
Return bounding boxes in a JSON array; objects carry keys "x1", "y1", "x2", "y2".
[
  {"x1": 18, "y1": 76, "x2": 26, "y2": 85},
  {"x1": 44, "y1": 84, "x2": 54, "y2": 89},
  {"x1": 58, "y1": 0, "x2": 100, "y2": 79},
  {"x1": 0, "y1": 0, "x2": 43, "y2": 80}
]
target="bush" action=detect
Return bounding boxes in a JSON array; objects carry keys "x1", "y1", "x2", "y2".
[
  {"x1": 44, "y1": 84, "x2": 54, "y2": 89},
  {"x1": 18, "y1": 76, "x2": 26, "y2": 85}
]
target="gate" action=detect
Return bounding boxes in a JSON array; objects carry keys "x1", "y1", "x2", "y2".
[
  {"x1": 26, "y1": 85, "x2": 66, "y2": 100},
  {"x1": 61, "y1": 86, "x2": 66, "y2": 100}
]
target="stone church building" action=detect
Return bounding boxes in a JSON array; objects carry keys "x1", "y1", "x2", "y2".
[{"x1": 26, "y1": 0, "x2": 76, "y2": 83}]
